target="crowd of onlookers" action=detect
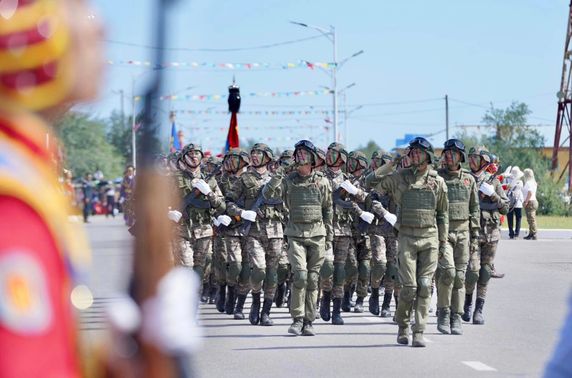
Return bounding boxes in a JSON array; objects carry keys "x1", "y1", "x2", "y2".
[{"x1": 501, "y1": 166, "x2": 539, "y2": 240}]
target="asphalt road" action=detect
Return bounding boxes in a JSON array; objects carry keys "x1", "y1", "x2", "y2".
[{"x1": 81, "y1": 216, "x2": 572, "y2": 377}]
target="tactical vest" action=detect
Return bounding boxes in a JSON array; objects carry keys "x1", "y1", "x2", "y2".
[
  {"x1": 328, "y1": 170, "x2": 352, "y2": 224},
  {"x1": 400, "y1": 171, "x2": 438, "y2": 228},
  {"x1": 289, "y1": 173, "x2": 322, "y2": 224},
  {"x1": 180, "y1": 173, "x2": 214, "y2": 225},
  {"x1": 442, "y1": 171, "x2": 471, "y2": 222}
]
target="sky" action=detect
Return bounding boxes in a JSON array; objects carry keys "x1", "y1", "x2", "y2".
[{"x1": 84, "y1": 0, "x2": 569, "y2": 154}]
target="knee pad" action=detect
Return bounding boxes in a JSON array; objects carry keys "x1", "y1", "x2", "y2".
[
  {"x1": 453, "y1": 270, "x2": 466, "y2": 290},
  {"x1": 417, "y1": 276, "x2": 432, "y2": 298},
  {"x1": 371, "y1": 262, "x2": 386, "y2": 279},
  {"x1": 277, "y1": 264, "x2": 289, "y2": 282},
  {"x1": 265, "y1": 268, "x2": 278, "y2": 287},
  {"x1": 385, "y1": 262, "x2": 398, "y2": 281},
  {"x1": 465, "y1": 269, "x2": 479, "y2": 287},
  {"x1": 320, "y1": 260, "x2": 334, "y2": 280},
  {"x1": 438, "y1": 267, "x2": 455, "y2": 286},
  {"x1": 228, "y1": 262, "x2": 241, "y2": 279},
  {"x1": 400, "y1": 286, "x2": 417, "y2": 302},
  {"x1": 478, "y1": 264, "x2": 493, "y2": 285},
  {"x1": 333, "y1": 263, "x2": 346, "y2": 287},
  {"x1": 358, "y1": 260, "x2": 370, "y2": 279},
  {"x1": 307, "y1": 271, "x2": 320, "y2": 291},
  {"x1": 345, "y1": 260, "x2": 358, "y2": 278},
  {"x1": 293, "y1": 270, "x2": 307, "y2": 289},
  {"x1": 251, "y1": 267, "x2": 266, "y2": 284}
]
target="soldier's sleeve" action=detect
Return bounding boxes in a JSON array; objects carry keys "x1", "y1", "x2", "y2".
[
  {"x1": 321, "y1": 177, "x2": 334, "y2": 243},
  {"x1": 468, "y1": 177, "x2": 480, "y2": 235},
  {"x1": 225, "y1": 177, "x2": 246, "y2": 217},
  {"x1": 436, "y1": 178, "x2": 449, "y2": 244},
  {"x1": 208, "y1": 179, "x2": 226, "y2": 215},
  {"x1": 263, "y1": 173, "x2": 284, "y2": 201},
  {"x1": 372, "y1": 170, "x2": 400, "y2": 197},
  {"x1": 491, "y1": 179, "x2": 509, "y2": 215}
]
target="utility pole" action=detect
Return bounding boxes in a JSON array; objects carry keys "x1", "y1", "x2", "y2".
[
  {"x1": 119, "y1": 89, "x2": 125, "y2": 129},
  {"x1": 445, "y1": 94, "x2": 449, "y2": 141},
  {"x1": 131, "y1": 79, "x2": 137, "y2": 169},
  {"x1": 332, "y1": 26, "x2": 338, "y2": 142}
]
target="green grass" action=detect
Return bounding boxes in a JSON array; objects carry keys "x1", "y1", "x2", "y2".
[{"x1": 502, "y1": 215, "x2": 572, "y2": 230}]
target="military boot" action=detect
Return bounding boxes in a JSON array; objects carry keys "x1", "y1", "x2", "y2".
[
  {"x1": 473, "y1": 298, "x2": 485, "y2": 325},
  {"x1": 437, "y1": 307, "x2": 451, "y2": 335},
  {"x1": 380, "y1": 292, "x2": 392, "y2": 318},
  {"x1": 342, "y1": 290, "x2": 352, "y2": 312},
  {"x1": 216, "y1": 284, "x2": 226, "y2": 313},
  {"x1": 450, "y1": 312, "x2": 463, "y2": 335},
  {"x1": 225, "y1": 286, "x2": 236, "y2": 315},
  {"x1": 200, "y1": 282, "x2": 209, "y2": 303},
  {"x1": 369, "y1": 288, "x2": 380, "y2": 315},
  {"x1": 260, "y1": 298, "x2": 274, "y2": 326},
  {"x1": 234, "y1": 294, "x2": 246, "y2": 320},
  {"x1": 397, "y1": 327, "x2": 409, "y2": 345},
  {"x1": 412, "y1": 332, "x2": 426, "y2": 347},
  {"x1": 461, "y1": 293, "x2": 473, "y2": 322},
  {"x1": 320, "y1": 291, "x2": 331, "y2": 322},
  {"x1": 208, "y1": 285, "x2": 217, "y2": 304},
  {"x1": 275, "y1": 282, "x2": 287, "y2": 308},
  {"x1": 332, "y1": 298, "x2": 345, "y2": 325},
  {"x1": 302, "y1": 320, "x2": 315, "y2": 336},
  {"x1": 288, "y1": 318, "x2": 304, "y2": 336},
  {"x1": 249, "y1": 292, "x2": 261, "y2": 325},
  {"x1": 354, "y1": 296, "x2": 365, "y2": 313}
]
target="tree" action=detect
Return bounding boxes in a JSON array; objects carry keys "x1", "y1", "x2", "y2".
[
  {"x1": 56, "y1": 112, "x2": 126, "y2": 179},
  {"x1": 355, "y1": 140, "x2": 382, "y2": 159},
  {"x1": 106, "y1": 110, "x2": 134, "y2": 165}
]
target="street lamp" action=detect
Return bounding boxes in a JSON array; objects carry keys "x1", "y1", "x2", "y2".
[{"x1": 290, "y1": 21, "x2": 363, "y2": 142}]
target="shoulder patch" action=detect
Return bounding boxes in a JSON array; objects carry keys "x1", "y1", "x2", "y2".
[{"x1": 0, "y1": 251, "x2": 53, "y2": 334}]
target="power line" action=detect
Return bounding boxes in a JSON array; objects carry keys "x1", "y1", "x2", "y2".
[{"x1": 104, "y1": 34, "x2": 324, "y2": 52}]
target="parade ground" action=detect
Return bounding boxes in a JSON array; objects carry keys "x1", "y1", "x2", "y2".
[{"x1": 81, "y1": 216, "x2": 572, "y2": 377}]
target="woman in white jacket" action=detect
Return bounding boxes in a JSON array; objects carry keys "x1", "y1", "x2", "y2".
[{"x1": 506, "y1": 167, "x2": 524, "y2": 239}]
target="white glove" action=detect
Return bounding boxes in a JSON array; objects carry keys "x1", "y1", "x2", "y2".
[
  {"x1": 167, "y1": 210, "x2": 182, "y2": 223},
  {"x1": 340, "y1": 180, "x2": 359, "y2": 195},
  {"x1": 383, "y1": 212, "x2": 397, "y2": 226},
  {"x1": 106, "y1": 295, "x2": 141, "y2": 334},
  {"x1": 213, "y1": 218, "x2": 221, "y2": 227},
  {"x1": 241, "y1": 210, "x2": 257, "y2": 222},
  {"x1": 217, "y1": 215, "x2": 232, "y2": 226},
  {"x1": 141, "y1": 267, "x2": 201, "y2": 354},
  {"x1": 192, "y1": 179, "x2": 212, "y2": 195},
  {"x1": 479, "y1": 182, "x2": 495, "y2": 196},
  {"x1": 502, "y1": 165, "x2": 512, "y2": 177},
  {"x1": 359, "y1": 211, "x2": 375, "y2": 224}
]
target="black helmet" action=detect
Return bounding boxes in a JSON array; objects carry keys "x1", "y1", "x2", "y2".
[
  {"x1": 408, "y1": 137, "x2": 434, "y2": 163},
  {"x1": 294, "y1": 139, "x2": 317, "y2": 166},
  {"x1": 443, "y1": 138, "x2": 466, "y2": 163}
]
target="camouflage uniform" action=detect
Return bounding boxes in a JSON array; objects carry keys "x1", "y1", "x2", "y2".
[{"x1": 370, "y1": 137, "x2": 448, "y2": 347}]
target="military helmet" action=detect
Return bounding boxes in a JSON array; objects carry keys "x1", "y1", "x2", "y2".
[
  {"x1": 206, "y1": 156, "x2": 222, "y2": 165},
  {"x1": 371, "y1": 149, "x2": 392, "y2": 165},
  {"x1": 280, "y1": 150, "x2": 294, "y2": 160},
  {"x1": 294, "y1": 139, "x2": 317, "y2": 165},
  {"x1": 181, "y1": 143, "x2": 204, "y2": 158},
  {"x1": 468, "y1": 145, "x2": 492, "y2": 163},
  {"x1": 226, "y1": 147, "x2": 250, "y2": 165},
  {"x1": 315, "y1": 148, "x2": 326, "y2": 168},
  {"x1": 326, "y1": 142, "x2": 348, "y2": 165},
  {"x1": 408, "y1": 137, "x2": 435, "y2": 163},
  {"x1": 348, "y1": 151, "x2": 369, "y2": 173},
  {"x1": 443, "y1": 138, "x2": 467, "y2": 163},
  {"x1": 251, "y1": 143, "x2": 274, "y2": 160}
]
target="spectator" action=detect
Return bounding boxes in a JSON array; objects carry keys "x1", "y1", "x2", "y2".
[
  {"x1": 105, "y1": 182, "x2": 116, "y2": 218},
  {"x1": 523, "y1": 168, "x2": 538, "y2": 240},
  {"x1": 81, "y1": 173, "x2": 95, "y2": 223},
  {"x1": 507, "y1": 167, "x2": 524, "y2": 239},
  {"x1": 120, "y1": 165, "x2": 136, "y2": 226}
]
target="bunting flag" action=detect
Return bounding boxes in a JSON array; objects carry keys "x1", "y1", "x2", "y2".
[
  {"x1": 225, "y1": 112, "x2": 240, "y2": 152},
  {"x1": 133, "y1": 89, "x2": 330, "y2": 102},
  {"x1": 107, "y1": 59, "x2": 334, "y2": 71},
  {"x1": 169, "y1": 120, "x2": 181, "y2": 152}
]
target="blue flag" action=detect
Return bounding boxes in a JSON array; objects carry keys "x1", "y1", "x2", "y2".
[{"x1": 170, "y1": 121, "x2": 181, "y2": 152}]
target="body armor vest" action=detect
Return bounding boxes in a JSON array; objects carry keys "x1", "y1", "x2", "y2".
[
  {"x1": 400, "y1": 172, "x2": 437, "y2": 228},
  {"x1": 289, "y1": 175, "x2": 322, "y2": 224}
]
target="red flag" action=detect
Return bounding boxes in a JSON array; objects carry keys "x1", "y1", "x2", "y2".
[{"x1": 225, "y1": 112, "x2": 239, "y2": 152}]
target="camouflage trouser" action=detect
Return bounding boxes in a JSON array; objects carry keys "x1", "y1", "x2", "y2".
[
  {"x1": 346, "y1": 234, "x2": 371, "y2": 298},
  {"x1": 382, "y1": 233, "x2": 400, "y2": 295},
  {"x1": 369, "y1": 231, "x2": 387, "y2": 289},
  {"x1": 288, "y1": 236, "x2": 325, "y2": 322},
  {"x1": 395, "y1": 234, "x2": 438, "y2": 333},
  {"x1": 320, "y1": 236, "x2": 351, "y2": 299},
  {"x1": 525, "y1": 200, "x2": 538, "y2": 235},
  {"x1": 225, "y1": 235, "x2": 247, "y2": 293},
  {"x1": 277, "y1": 239, "x2": 290, "y2": 285},
  {"x1": 173, "y1": 238, "x2": 193, "y2": 268},
  {"x1": 213, "y1": 234, "x2": 227, "y2": 286},
  {"x1": 244, "y1": 232, "x2": 283, "y2": 300},
  {"x1": 436, "y1": 228, "x2": 469, "y2": 313},
  {"x1": 465, "y1": 227, "x2": 499, "y2": 300},
  {"x1": 173, "y1": 235, "x2": 211, "y2": 281}
]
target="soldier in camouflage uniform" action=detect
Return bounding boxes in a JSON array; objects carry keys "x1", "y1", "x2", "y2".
[
  {"x1": 226, "y1": 143, "x2": 285, "y2": 326},
  {"x1": 314, "y1": 148, "x2": 327, "y2": 172},
  {"x1": 175, "y1": 143, "x2": 226, "y2": 285},
  {"x1": 462, "y1": 146, "x2": 509, "y2": 325},
  {"x1": 364, "y1": 150, "x2": 398, "y2": 317},
  {"x1": 213, "y1": 149, "x2": 249, "y2": 313},
  {"x1": 319, "y1": 143, "x2": 371, "y2": 325},
  {"x1": 265, "y1": 140, "x2": 333, "y2": 336},
  {"x1": 435, "y1": 139, "x2": 479, "y2": 335},
  {"x1": 367, "y1": 137, "x2": 449, "y2": 347}
]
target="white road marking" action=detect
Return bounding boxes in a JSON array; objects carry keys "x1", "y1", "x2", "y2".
[{"x1": 462, "y1": 361, "x2": 497, "y2": 372}]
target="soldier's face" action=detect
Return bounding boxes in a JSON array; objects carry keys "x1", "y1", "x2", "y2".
[
  {"x1": 326, "y1": 149, "x2": 341, "y2": 167},
  {"x1": 409, "y1": 147, "x2": 427, "y2": 166},
  {"x1": 469, "y1": 155, "x2": 482, "y2": 172},
  {"x1": 184, "y1": 150, "x2": 202, "y2": 168},
  {"x1": 444, "y1": 150, "x2": 461, "y2": 169},
  {"x1": 250, "y1": 150, "x2": 265, "y2": 166},
  {"x1": 295, "y1": 148, "x2": 312, "y2": 165},
  {"x1": 225, "y1": 155, "x2": 240, "y2": 172}
]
